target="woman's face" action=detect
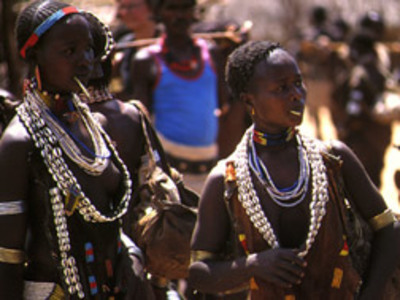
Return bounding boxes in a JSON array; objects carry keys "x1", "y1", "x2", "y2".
[
  {"x1": 117, "y1": 0, "x2": 153, "y2": 32},
  {"x1": 35, "y1": 14, "x2": 94, "y2": 94},
  {"x1": 244, "y1": 48, "x2": 307, "y2": 133}
]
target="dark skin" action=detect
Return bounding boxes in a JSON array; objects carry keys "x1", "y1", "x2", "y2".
[
  {"x1": 0, "y1": 14, "x2": 145, "y2": 298},
  {"x1": 130, "y1": 0, "x2": 228, "y2": 114},
  {"x1": 89, "y1": 98, "x2": 153, "y2": 299},
  {"x1": 189, "y1": 48, "x2": 400, "y2": 299}
]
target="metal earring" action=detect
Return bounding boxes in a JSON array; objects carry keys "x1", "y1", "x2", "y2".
[{"x1": 35, "y1": 65, "x2": 42, "y2": 91}]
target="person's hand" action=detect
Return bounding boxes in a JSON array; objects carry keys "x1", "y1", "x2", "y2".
[{"x1": 246, "y1": 248, "x2": 307, "y2": 288}]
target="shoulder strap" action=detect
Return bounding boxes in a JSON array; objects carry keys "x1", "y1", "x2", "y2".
[
  {"x1": 129, "y1": 100, "x2": 200, "y2": 207},
  {"x1": 129, "y1": 100, "x2": 171, "y2": 176}
]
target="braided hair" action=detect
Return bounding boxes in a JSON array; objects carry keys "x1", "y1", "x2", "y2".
[
  {"x1": 83, "y1": 11, "x2": 115, "y2": 87},
  {"x1": 15, "y1": 0, "x2": 71, "y2": 60},
  {"x1": 16, "y1": 0, "x2": 114, "y2": 63},
  {"x1": 225, "y1": 40, "x2": 281, "y2": 101},
  {"x1": 83, "y1": 11, "x2": 115, "y2": 62}
]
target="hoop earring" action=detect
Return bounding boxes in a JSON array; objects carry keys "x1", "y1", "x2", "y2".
[
  {"x1": 35, "y1": 65, "x2": 42, "y2": 91},
  {"x1": 251, "y1": 108, "x2": 255, "y2": 115}
]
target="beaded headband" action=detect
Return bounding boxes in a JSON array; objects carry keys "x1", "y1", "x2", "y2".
[{"x1": 20, "y1": 6, "x2": 80, "y2": 58}]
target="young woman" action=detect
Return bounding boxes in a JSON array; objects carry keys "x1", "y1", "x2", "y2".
[
  {"x1": 189, "y1": 40, "x2": 400, "y2": 299},
  {"x1": 0, "y1": 1, "x2": 152, "y2": 298}
]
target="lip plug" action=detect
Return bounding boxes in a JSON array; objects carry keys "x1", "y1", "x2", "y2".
[
  {"x1": 74, "y1": 76, "x2": 90, "y2": 98},
  {"x1": 290, "y1": 110, "x2": 301, "y2": 116}
]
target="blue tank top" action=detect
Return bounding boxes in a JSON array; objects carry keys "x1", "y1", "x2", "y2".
[{"x1": 150, "y1": 38, "x2": 218, "y2": 147}]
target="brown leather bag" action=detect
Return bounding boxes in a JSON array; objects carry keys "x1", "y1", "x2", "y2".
[{"x1": 130, "y1": 101, "x2": 199, "y2": 280}]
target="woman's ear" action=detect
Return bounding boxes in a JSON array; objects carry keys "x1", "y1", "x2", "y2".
[{"x1": 240, "y1": 92, "x2": 254, "y2": 115}]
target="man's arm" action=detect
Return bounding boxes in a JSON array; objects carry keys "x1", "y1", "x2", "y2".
[
  {"x1": 130, "y1": 48, "x2": 157, "y2": 112},
  {"x1": 208, "y1": 43, "x2": 230, "y2": 117}
]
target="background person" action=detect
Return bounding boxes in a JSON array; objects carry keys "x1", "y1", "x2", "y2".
[{"x1": 111, "y1": 0, "x2": 161, "y2": 100}]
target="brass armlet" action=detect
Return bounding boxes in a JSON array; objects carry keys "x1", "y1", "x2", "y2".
[
  {"x1": 190, "y1": 250, "x2": 219, "y2": 264},
  {"x1": 369, "y1": 208, "x2": 397, "y2": 232},
  {"x1": 0, "y1": 246, "x2": 25, "y2": 264}
]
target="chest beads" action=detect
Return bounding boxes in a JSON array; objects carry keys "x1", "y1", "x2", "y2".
[
  {"x1": 234, "y1": 126, "x2": 329, "y2": 258},
  {"x1": 17, "y1": 82, "x2": 132, "y2": 298}
]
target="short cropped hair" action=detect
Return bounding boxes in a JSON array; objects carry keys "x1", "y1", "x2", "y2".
[{"x1": 225, "y1": 40, "x2": 281, "y2": 101}]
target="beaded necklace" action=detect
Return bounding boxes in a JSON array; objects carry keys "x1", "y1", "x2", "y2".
[
  {"x1": 32, "y1": 88, "x2": 111, "y2": 176},
  {"x1": 161, "y1": 36, "x2": 200, "y2": 72},
  {"x1": 17, "y1": 85, "x2": 133, "y2": 298},
  {"x1": 17, "y1": 85, "x2": 132, "y2": 222},
  {"x1": 233, "y1": 127, "x2": 329, "y2": 258},
  {"x1": 249, "y1": 134, "x2": 310, "y2": 208},
  {"x1": 39, "y1": 90, "x2": 76, "y2": 121},
  {"x1": 253, "y1": 127, "x2": 295, "y2": 146}
]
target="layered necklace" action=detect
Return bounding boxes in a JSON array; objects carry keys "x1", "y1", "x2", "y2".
[
  {"x1": 17, "y1": 83, "x2": 132, "y2": 223},
  {"x1": 252, "y1": 127, "x2": 295, "y2": 146},
  {"x1": 17, "y1": 83, "x2": 133, "y2": 298},
  {"x1": 36, "y1": 89, "x2": 111, "y2": 176},
  {"x1": 233, "y1": 126, "x2": 329, "y2": 258},
  {"x1": 249, "y1": 133, "x2": 310, "y2": 208}
]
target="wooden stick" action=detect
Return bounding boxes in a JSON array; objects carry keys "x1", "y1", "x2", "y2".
[{"x1": 115, "y1": 20, "x2": 253, "y2": 51}]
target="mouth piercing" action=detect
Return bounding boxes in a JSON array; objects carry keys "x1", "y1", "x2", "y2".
[
  {"x1": 290, "y1": 110, "x2": 301, "y2": 116},
  {"x1": 74, "y1": 76, "x2": 90, "y2": 98}
]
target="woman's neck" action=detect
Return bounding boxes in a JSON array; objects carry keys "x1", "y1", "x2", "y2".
[
  {"x1": 164, "y1": 34, "x2": 193, "y2": 51},
  {"x1": 253, "y1": 127, "x2": 296, "y2": 147},
  {"x1": 37, "y1": 89, "x2": 78, "y2": 123}
]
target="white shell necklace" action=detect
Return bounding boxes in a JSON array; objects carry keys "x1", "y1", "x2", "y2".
[
  {"x1": 234, "y1": 127, "x2": 329, "y2": 257},
  {"x1": 17, "y1": 87, "x2": 132, "y2": 223}
]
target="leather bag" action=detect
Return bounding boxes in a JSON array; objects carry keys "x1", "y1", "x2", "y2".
[{"x1": 130, "y1": 101, "x2": 199, "y2": 280}]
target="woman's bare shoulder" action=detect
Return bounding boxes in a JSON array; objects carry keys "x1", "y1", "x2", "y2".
[
  {"x1": 0, "y1": 116, "x2": 32, "y2": 154},
  {"x1": 0, "y1": 117, "x2": 32, "y2": 199}
]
